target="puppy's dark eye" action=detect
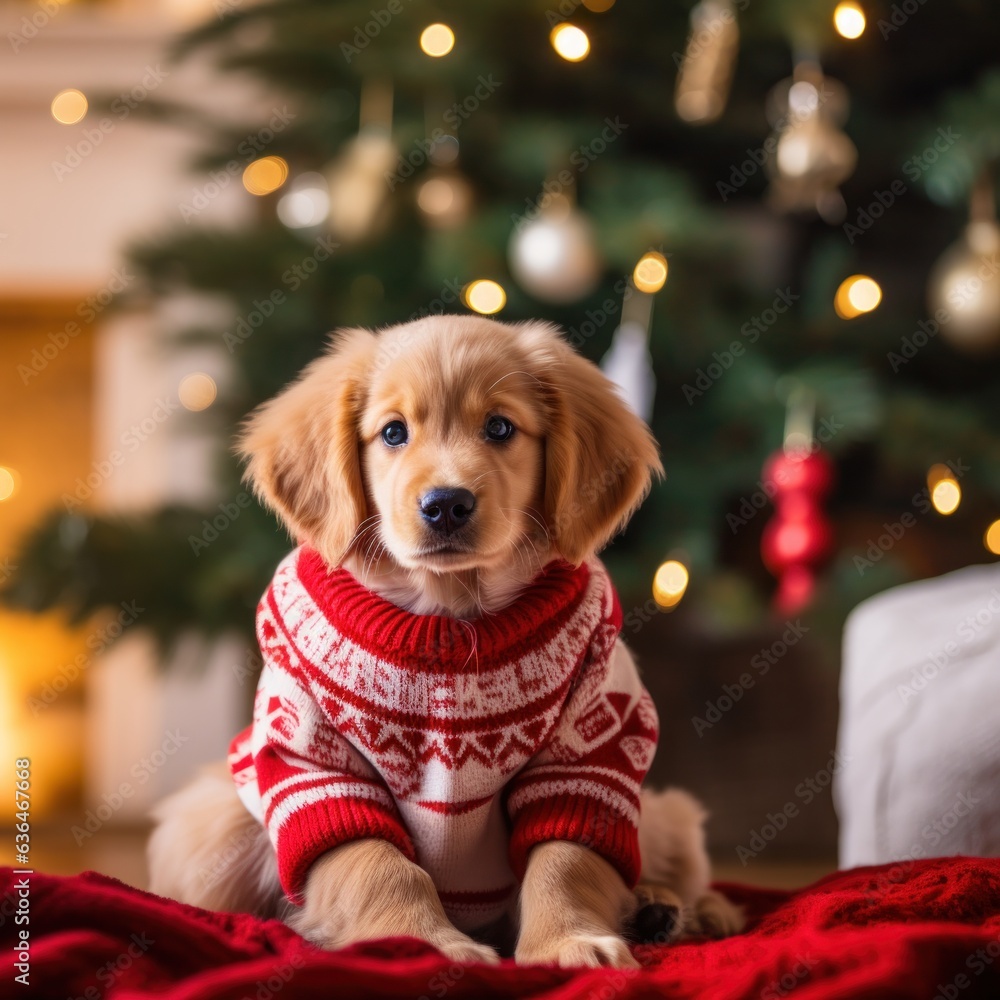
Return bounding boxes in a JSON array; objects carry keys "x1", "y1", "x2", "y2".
[
  {"x1": 485, "y1": 416, "x2": 514, "y2": 442},
  {"x1": 381, "y1": 420, "x2": 408, "y2": 447}
]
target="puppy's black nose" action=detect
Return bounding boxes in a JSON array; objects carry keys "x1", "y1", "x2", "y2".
[{"x1": 420, "y1": 488, "x2": 476, "y2": 535}]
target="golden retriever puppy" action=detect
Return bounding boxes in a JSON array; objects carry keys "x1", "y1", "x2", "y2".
[{"x1": 148, "y1": 316, "x2": 743, "y2": 967}]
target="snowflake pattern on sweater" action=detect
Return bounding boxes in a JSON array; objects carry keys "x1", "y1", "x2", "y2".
[{"x1": 229, "y1": 546, "x2": 658, "y2": 931}]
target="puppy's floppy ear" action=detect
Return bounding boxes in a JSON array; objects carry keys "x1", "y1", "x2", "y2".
[
  {"x1": 522, "y1": 323, "x2": 664, "y2": 566},
  {"x1": 238, "y1": 327, "x2": 376, "y2": 567}
]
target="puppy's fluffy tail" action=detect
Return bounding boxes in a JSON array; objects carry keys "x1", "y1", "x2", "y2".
[
  {"x1": 147, "y1": 761, "x2": 282, "y2": 916},
  {"x1": 637, "y1": 787, "x2": 712, "y2": 906}
]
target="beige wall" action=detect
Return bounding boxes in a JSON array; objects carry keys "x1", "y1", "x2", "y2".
[{"x1": 0, "y1": 1, "x2": 263, "y2": 822}]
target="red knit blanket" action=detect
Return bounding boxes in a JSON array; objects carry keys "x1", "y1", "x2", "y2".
[{"x1": 6, "y1": 857, "x2": 1000, "y2": 999}]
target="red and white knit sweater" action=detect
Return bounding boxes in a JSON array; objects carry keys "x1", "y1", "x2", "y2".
[{"x1": 229, "y1": 546, "x2": 658, "y2": 931}]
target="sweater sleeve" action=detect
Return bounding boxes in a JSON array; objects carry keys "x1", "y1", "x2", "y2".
[
  {"x1": 505, "y1": 601, "x2": 659, "y2": 889},
  {"x1": 247, "y1": 600, "x2": 415, "y2": 904}
]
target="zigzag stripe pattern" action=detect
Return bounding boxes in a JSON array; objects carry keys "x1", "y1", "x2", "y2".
[{"x1": 229, "y1": 546, "x2": 658, "y2": 931}]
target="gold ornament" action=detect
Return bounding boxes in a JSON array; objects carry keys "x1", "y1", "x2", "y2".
[
  {"x1": 766, "y1": 61, "x2": 857, "y2": 221},
  {"x1": 508, "y1": 192, "x2": 602, "y2": 303},
  {"x1": 326, "y1": 79, "x2": 398, "y2": 243},
  {"x1": 674, "y1": 0, "x2": 740, "y2": 125},
  {"x1": 927, "y1": 172, "x2": 1000, "y2": 353}
]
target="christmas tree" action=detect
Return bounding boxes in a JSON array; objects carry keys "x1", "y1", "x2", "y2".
[{"x1": 6, "y1": 0, "x2": 1000, "y2": 653}]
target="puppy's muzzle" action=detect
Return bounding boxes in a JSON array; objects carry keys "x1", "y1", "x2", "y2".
[{"x1": 419, "y1": 487, "x2": 476, "y2": 536}]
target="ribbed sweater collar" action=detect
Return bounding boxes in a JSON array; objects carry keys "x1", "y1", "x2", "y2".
[{"x1": 295, "y1": 547, "x2": 591, "y2": 673}]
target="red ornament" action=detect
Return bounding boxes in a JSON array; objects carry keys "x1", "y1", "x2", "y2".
[
  {"x1": 762, "y1": 448, "x2": 836, "y2": 500},
  {"x1": 760, "y1": 446, "x2": 836, "y2": 613}
]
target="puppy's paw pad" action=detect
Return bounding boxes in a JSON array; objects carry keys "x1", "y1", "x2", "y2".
[
  {"x1": 518, "y1": 933, "x2": 639, "y2": 969},
  {"x1": 691, "y1": 889, "x2": 745, "y2": 938},
  {"x1": 433, "y1": 935, "x2": 500, "y2": 965},
  {"x1": 631, "y1": 902, "x2": 680, "y2": 944}
]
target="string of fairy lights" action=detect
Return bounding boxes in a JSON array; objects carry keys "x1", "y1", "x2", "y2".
[{"x1": 10, "y1": 0, "x2": 1000, "y2": 608}]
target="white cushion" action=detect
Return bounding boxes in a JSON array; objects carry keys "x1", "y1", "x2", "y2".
[{"x1": 835, "y1": 563, "x2": 1000, "y2": 867}]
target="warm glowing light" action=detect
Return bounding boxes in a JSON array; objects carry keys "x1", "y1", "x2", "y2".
[
  {"x1": 985, "y1": 519, "x2": 1000, "y2": 555},
  {"x1": 582, "y1": 0, "x2": 616, "y2": 9},
  {"x1": 926, "y1": 463, "x2": 953, "y2": 490},
  {"x1": 464, "y1": 279, "x2": 506, "y2": 315},
  {"x1": 277, "y1": 172, "x2": 330, "y2": 228},
  {"x1": 0, "y1": 467, "x2": 16, "y2": 502},
  {"x1": 633, "y1": 252, "x2": 669, "y2": 294},
  {"x1": 420, "y1": 23, "x2": 455, "y2": 57},
  {"x1": 834, "y1": 2, "x2": 866, "y2": 39},
  {"x1": 418, "y1": 177, "x2": 457, "y2": 215},
  {"x1": 51, "y1": 89, "x2": 88, "y2": 125},
  {"x1": 653, "y1": 560, "x2": 689, "y2": 608},
  {"x1": 834, "y1": 274, "x2": 882, "y2": 318},
  {"x1": 931, "y1": 478, "x2": 961, "y2": 516},
  {"x1": 178, "y1": 373, "x2": 217, "y2": 412},
  {"x1": 242, "y1": 156, "x2": 289, "y2": 196},
  {"x1": 550, "y1": 24, "x2": 590, "y2": 62}
]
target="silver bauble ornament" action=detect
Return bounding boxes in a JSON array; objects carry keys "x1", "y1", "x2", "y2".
[{"x1": 508, "y1": 195, "x2": 602, "y2": 303}]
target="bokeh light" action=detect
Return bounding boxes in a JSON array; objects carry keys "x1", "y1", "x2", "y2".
[
  {"x1": 277, "y1": 172, "x2": 330, "y2": 228},
  {"x1": 653, "y1": 560, "x2": 689, "y2": 608},
  {"x1": 931, "y1": 478, "x2": 961, "y2": 515},
  {"x1": 550, "y1": 24, "x2": 590, "y2": 62},
  {"x1": 463, "y1": 279, "x2": 506, "y2": 315},
  {"x1": 0, "y1": 467, "x2": 17, "y2": 503},
  {"x1": 420, "y1": 23, "x2": 455, "y2": 57},
  {"x1": 51, "y1": 89, "x2": 88, "y2": 125},
  {"x1": 633, "y1": 252, "x2": 669, "y2": 293},
  {"x1": 178, "y1": 373, "x2": 218, "y2": 412},
  {"x1": 834, "y1": 2, "x2": 866, "y2": 39},
  {"x1": 242, "y1": 156, "x2": 289, "y2": 196},
  {"x1": 834, "y1": 274, "x2": 882, "y2": 318},
  {"x1": 985, "y1": 519, "x2": 1000, "y2": 555}
]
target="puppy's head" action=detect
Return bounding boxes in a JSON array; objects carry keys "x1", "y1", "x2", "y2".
[{"x1": 240, "y1": 317, "x2": 662, "y2": 576}]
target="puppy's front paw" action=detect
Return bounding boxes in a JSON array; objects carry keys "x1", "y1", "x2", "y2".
[
  {"x1": 427, "y1": 930, "x2": 501, "y2": 965},
  {"x1": 632, "y1": 882, "x2": 683, "y2": 943},
  {"x1": 690, "y1": 888, "x2": 745, "y2": 938},
  {"x1": 516, "y1": 931, "x2": 639, "y2": 969}
]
